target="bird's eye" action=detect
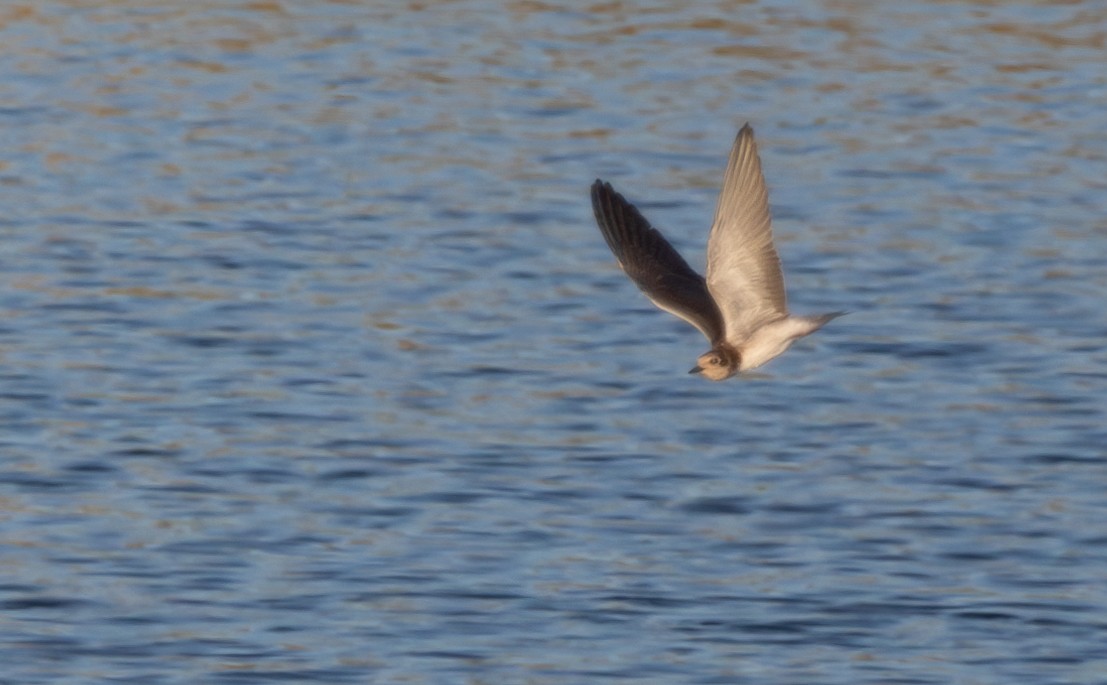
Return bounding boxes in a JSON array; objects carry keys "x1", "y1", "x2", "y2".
[{"x1": 712, "y1": 357, "x2": 722, "y2": 365}]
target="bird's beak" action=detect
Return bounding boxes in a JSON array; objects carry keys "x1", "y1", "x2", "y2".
[{"x1": 688, "y1": 365, "x2": 703, "y2": 375}]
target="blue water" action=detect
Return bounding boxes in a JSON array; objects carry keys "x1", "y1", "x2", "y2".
[{"x1": 1, "y1": 2, "x2": 1106, "y2": 683}]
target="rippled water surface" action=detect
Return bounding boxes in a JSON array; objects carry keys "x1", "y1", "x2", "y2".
[{"x1": 1, "y1": 1, "x2": 1106, "y2": 683}]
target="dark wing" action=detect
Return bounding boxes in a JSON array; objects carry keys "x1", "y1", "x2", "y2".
[{"x1": 591, "y1": 180, "x2": 724, "y2": 344}]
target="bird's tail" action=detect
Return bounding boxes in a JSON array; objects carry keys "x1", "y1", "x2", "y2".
[{"x1": 794, "y1": 311, "x2": 846, "y2": 334}]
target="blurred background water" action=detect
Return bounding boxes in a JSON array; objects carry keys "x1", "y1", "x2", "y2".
[{"x1": 0, "y1": 1, "x2": 1105, "y2": 683}]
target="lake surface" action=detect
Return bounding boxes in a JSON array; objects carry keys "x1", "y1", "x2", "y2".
[{"x1": 1, "y1": 1, "x2": 1105, "y2": 683}]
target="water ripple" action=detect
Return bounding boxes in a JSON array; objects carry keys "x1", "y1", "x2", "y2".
[{"x1": 0, "y1": 1, "x2": 1105, "y2": 684}]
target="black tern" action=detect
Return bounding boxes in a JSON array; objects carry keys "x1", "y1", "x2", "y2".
[{"x1": 591, "y1": 124, "x2": 843, "y2": 381}]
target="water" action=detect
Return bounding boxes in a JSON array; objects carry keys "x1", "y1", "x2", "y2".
[{"x1": 1, "y1": 1, "x2": 1105, "y2": 683}]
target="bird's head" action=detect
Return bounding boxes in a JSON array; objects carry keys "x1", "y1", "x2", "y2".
[{"x1": 689, "y1": 346, "x2": 739, "y2": 381}]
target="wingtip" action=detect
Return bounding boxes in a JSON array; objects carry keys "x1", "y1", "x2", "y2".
[{"x1": 731, "y1": 123, "x2": 756, "y2": 150}]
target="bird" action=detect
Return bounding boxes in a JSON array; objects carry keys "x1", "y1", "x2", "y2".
[{"x1": 590, "y1": 123, "x2": 843, "y2": 381}]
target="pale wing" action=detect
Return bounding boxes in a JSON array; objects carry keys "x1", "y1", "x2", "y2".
[
  {"x1": 591, "y1": 180, "x2": 724, "y2": 344},
  {"x1": 705, "y1": 124, "x2": 788, "y2": 343}
]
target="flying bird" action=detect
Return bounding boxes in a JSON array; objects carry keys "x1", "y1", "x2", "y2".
[{"x1": 591, "y1": 124, "x2": 843, "y2": 380}]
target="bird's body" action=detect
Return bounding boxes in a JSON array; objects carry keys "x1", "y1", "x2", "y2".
[{"x1": 590, "y1": 124, "x2": 842, "y2": 380}]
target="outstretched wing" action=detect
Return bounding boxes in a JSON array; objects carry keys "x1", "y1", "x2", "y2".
[
  {"x1": 705, "y1": 124, "x2": 788, "y2": 343},
  {"x1": 591, "y1": 180, "x2": 724, "y2": 344}
]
